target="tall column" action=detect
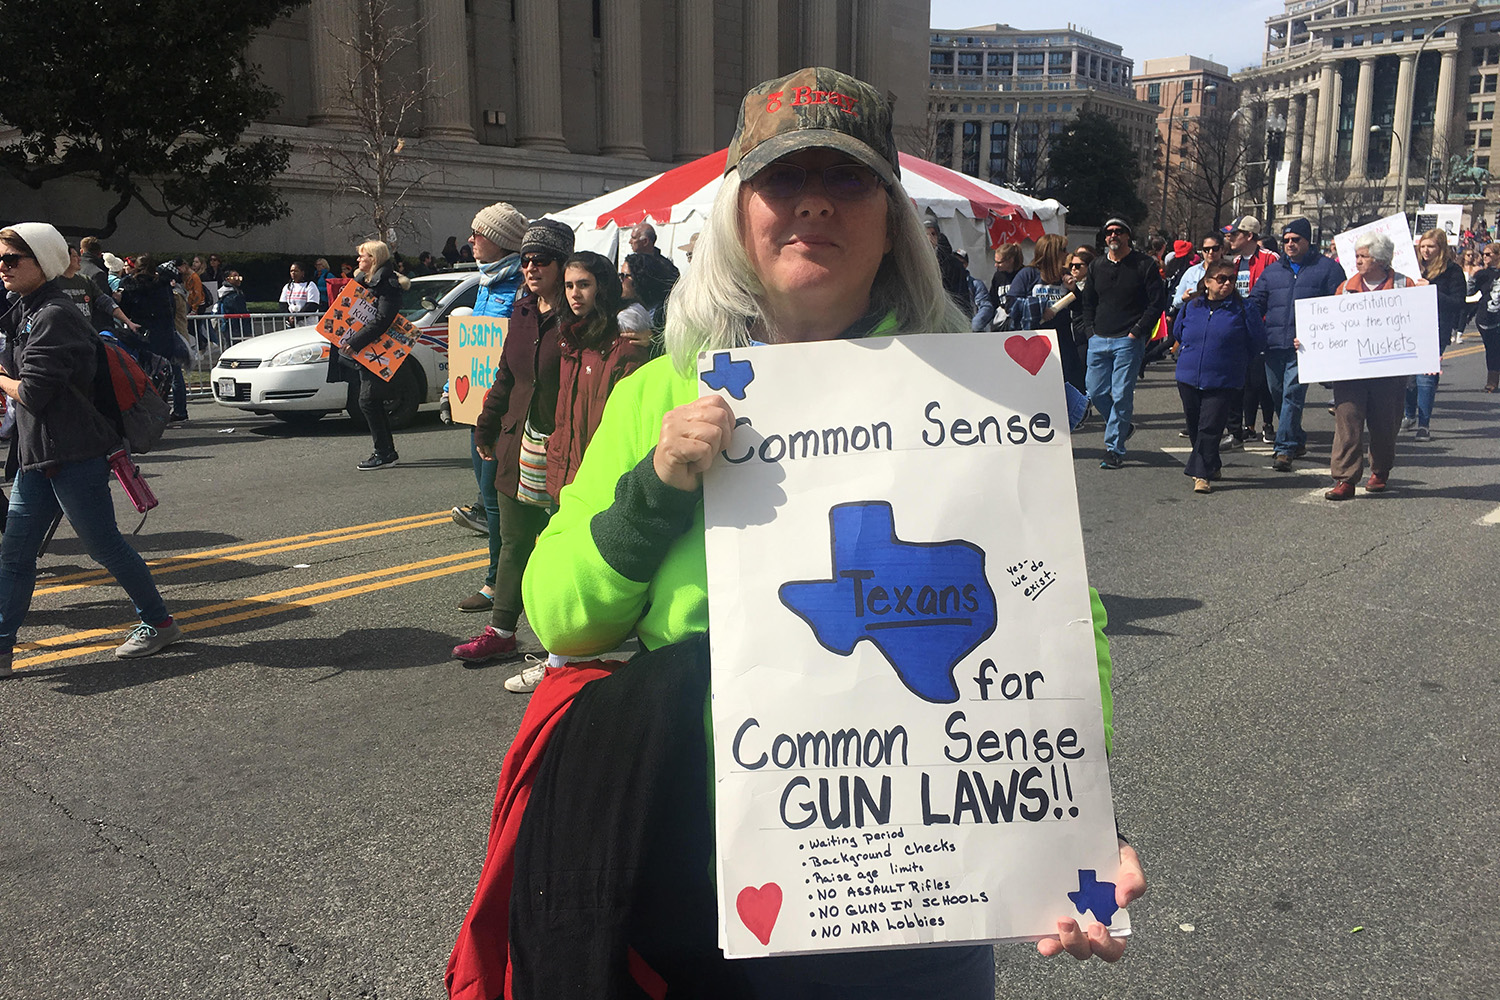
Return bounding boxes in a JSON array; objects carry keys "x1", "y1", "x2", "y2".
[
  {"x1": 600, "y1": 0, "x2": 647, "y2": 158},
  {"x1": 746, "y1": 0, "x2": 779, "y2": 86},
  {"x1": 308, "y1": 0, "x2": 359, "y2": 128},
  {"x1": 855, "y1": 0, "x2": 885, "y2": 84},
  {"x1": 1434, "y1": 48, "x2": 1458, "y2": 155},
  {"x1": 1298, "y1": 90, "x2": 1319, "y2": 192},
  {"x1": 1314, "y1": 63, "x2": 1335, "y2": 171},
  {"x1": 1389, "y1": 52, "x2": 1416, "y2": 183},
  {"x1": 1287, "y1": 92, "x2": 1306, "y2": 195},
  {"x1": 418, "y1": 0, "x2": 475, "y2": 141},
  {"x1": 675, "y1": 0, "x2": 713, "y2": 161},
  {"x1": 1348, "y1": 56, "x2": 1375, "y2": 179},
  {"x1": 804, "y1": 0, "x2": 839, "y2": 68},
  {"x1": 515, "y1": 0, "x2": 567, "y2": 151}
]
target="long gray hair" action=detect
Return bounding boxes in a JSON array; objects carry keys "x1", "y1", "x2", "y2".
[{"x1": 663, "y1": 171, "x2": 969, "y2": 372}]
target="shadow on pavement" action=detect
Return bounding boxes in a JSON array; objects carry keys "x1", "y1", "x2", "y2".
[
  {"x1": 43, "y1": 530, "x2": 243, "y2": 557},
  {"x1": 1097, "y1": 593, "x2": 1203, "y2": 637}
]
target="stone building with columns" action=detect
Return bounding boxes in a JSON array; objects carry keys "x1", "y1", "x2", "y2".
[
  {"x1": 1235, "y1": 0, "x2": 1497, "y2": 234},
  {"x1": 925, "y1": 23, "x2": 1158, "y2": 196},
  {"x1": 0, "y1": 0, "x2": 930, "y2": 254}
]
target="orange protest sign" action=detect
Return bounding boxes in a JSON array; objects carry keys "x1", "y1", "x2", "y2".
[{"x1": 315, "y1": 282, "x2": 420, "y2": 382}]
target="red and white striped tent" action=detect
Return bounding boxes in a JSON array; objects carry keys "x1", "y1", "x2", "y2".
[{"x1": 550, "y1": 149, "x2": 1066, "y2": 274}]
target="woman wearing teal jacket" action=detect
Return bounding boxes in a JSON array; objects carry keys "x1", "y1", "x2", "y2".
[{"x1": 509, "y1": 68, "x2": 1144, "y2": 998}]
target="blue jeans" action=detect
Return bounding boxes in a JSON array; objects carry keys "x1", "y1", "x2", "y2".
[
  {"x1": 0, "y1": 457, "x2": 168, "y2": 651},
  {"x1": 169, "y1": 362, "x2": 188, "y2": 419},
  {"x1": 1086, "y1": 335, "x2": 1145, "y2": 456},
  {"x1": 1403, "y1": 373, "x2": 1439, "y2": 427},
  {"x1": 1263, "y1": 347, "x2": 1308, "y2": 456},
  {"x1": 471, "y1": 436, "x2": 501, "y2": 589}
]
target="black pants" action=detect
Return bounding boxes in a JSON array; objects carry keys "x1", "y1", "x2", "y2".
[
  {"x1": 1179, "y1": 383, "x2": 1237, "y2": 479},
  {"x1": 1481, "y1": 324, "x2": 1500, "y2": 372},
  {"x1": 1225, "y1": 354, "x2": 1272, "y2": 437},
  {"x1": 357, "y1": 367, "x2": 395, "y2": 456}
]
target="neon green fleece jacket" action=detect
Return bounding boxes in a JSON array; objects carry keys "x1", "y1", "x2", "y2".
[{"x1": 522, "y1": 345, "x2": 1116, "y2": 752}]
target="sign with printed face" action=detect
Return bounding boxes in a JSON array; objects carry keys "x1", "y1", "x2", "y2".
[
  {"x1": 1293, "y1": 284, "x2": 1441, "y2": 383},
  {"x1": 1332, "y1": 213, "x2": 1421, "y2": 280},
  {"x1": 447, "y1": 317, "x2": 507, "y2": 425},
  {"x1": 701, "y1": 332, "x2": 1127, "y2": 959},
  {"x1": 315, "y1": 282, "x2": 419, "y2": 382}
]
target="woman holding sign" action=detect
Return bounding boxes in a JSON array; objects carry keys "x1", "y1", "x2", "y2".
[
  {"x1": 445, "y1": 68, "x2": 1145, "y2": 1000},
  {"x1": 1401, "y1": 229, "x2": 1466, "y2": 441},
  {"x1": 341, "y1": 241, "x2": 409, "y2": 471},
  {"x1": 1326, "y1": 232, "x2": 1423, "y2": 500}
]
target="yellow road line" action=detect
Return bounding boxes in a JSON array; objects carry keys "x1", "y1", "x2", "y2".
[
  {"x1": 13, "y1": 548, "x2": 489, "y2": 671},
  {"x1": 35, "y1": 510, "x2": 453, "y2": 596}
]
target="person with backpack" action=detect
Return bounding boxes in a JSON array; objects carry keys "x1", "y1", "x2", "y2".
[{"x1": 0, "y1": 223, "x2": 182, "y2": 677}]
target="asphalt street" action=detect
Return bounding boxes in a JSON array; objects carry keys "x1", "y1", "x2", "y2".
[{"x1": 1, "y1": 342, "x2": 1496, "y2": 999}]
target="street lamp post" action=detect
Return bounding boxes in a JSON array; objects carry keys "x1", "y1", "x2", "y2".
[
  {"x1": 1371, "y1": 123, "x2": 1408, "y2": 222},
  {"x1": 1158, "y1": 82, "x2": 1217, "y2": 233}
]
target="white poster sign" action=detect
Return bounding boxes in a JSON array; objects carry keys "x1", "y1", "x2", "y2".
[
  {"x1": 1333, "y1": 213, "x2": 1421, "y2": 279},
  {"x1": 1293, "y1": 284, "x2": 1440, "y2": 382},
  {"x1": 1414, "y1": 203, "x2": 1463, "y2": 240},
  {"x1": 701, "y1": 332, "x2": 1127, "y2": 959},
  {"x1": 1273, "y1": 161, "x2": 1292, "y2": 207}
]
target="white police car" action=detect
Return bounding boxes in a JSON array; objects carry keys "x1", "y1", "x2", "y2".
[{"x1": 210, "y1": 270, "x2": 478, "y2": 427}]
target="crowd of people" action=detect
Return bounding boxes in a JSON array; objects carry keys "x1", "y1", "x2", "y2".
[{"x1": 15, "y1": 57, "x2": 1500, "y2": 1000}]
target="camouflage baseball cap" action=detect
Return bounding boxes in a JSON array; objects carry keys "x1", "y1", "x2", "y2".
[{"x1": 726, "y1": 67, "x2": 899, "y2": 187}]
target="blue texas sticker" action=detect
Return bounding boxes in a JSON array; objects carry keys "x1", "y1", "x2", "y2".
[
  {"x1": 779, "y1": 501, "x2": 997, "y2": 703},
  {"x1": 700, "y1": 351, "x2": 756, "y2": 399}
]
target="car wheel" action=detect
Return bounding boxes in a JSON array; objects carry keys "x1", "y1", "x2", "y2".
[{"x1": 273, "y1": 411, "x2": 327, "y2": 427}]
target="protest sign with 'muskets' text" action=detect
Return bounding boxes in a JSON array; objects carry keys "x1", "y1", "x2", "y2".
[
  {"x1": 1293, "y1": 284, "x2": 1439, "y2": 383},
  {"x1": 701, "y1": 332, "x2": 1127, "y2": 959}
]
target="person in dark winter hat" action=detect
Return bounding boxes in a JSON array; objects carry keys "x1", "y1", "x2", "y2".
[{"x1": 519, "y1": 219, "x2": 575, "y2": 262}]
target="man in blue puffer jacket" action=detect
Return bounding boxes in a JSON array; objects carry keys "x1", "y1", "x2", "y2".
[
  {"x1": 451, "y1": 203, "x2": 528, "y2": 546},
  {"x1": 1250, "y1": 217, "x2": 1345, "y2": 472}
]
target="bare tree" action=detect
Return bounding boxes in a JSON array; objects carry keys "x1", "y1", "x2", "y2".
[
  {"x1": 310, "y1": 0, "x2": 435, "y2": 248},
  {"x1": 1298, "y1": 162, "x2": 1392, "y2": 236},
  {"x1": 1172, "y1": 110, "x2": 1258, "y2": 234}
]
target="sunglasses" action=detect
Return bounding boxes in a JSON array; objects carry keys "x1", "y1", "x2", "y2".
[
  {"x1": 520, "y1": 254, "x2": 558, "y2": 268},
  {"x1": 1069, "y1": 262, "x2": 1087, "y2": 270},
  {"x1": 1282, "y1": 235, "x2": 1306, "y2": 243},
  {"x1": 618, "y1": 272, "x2": 632, "y2": 281},
  {"x1": 1200, "y1": 244, "x2": 1222, "y2": 251},
  {"x1": 750, "y1": 162, "x2": 884, "y2": 201},
  {"x1": 0, "y1": 253, "x2": 34, "y2": 268}
]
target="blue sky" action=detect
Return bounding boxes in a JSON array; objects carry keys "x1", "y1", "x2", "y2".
[{"x1": 929, "y1": 0, "x2": 1288, "y2": 76}]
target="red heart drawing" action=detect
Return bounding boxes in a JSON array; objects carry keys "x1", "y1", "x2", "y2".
[
  {"x1": 1005, "y1": 334, "x2": 1052, "y2": 376},
  {"x1": 454, "y1": 375, "x2": 470, "y2": 404},
  {"x1": 736, "y1": 883, "x2": 782, "y2": 946}
]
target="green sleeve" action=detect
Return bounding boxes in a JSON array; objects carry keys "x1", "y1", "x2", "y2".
[
  {"x1": 1089, "y1": 586, "x2": 1114, "y2": 756},
  {"x1": 522, "y1": 357, "x2": 700, "y2": 655}
]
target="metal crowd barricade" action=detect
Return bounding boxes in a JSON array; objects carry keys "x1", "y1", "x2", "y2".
[{"x1": 183, "y1": 312, "x2": 306, "y2": 398}]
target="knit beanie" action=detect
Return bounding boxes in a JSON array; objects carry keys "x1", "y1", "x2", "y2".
[
  {"x1": 1282, "y1": 217, "x2": 1313, "y2": 243},
  {"x1": 520, "y1": 219, "x2": 575, "y2": 259},
  {"x1": 7, "y1": 222, "x2": 69, "y2": 281},
  {"x1": 470, "y1": 202, "x2": 528, "y2": 253}
]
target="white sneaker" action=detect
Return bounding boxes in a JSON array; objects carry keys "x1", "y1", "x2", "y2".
[
  {"x1": 1454, "y1": 332, "x2": 1464, "y2": 344},
  {"x1": 504, "y1": 655, "x2": 548, "y2": 693},
  {"x1": 115, "y1": 620, "x2": 182, "y2": 658},
  {"x1": 1399, "y1": 416, "x2": 1417, "y2": 432}
]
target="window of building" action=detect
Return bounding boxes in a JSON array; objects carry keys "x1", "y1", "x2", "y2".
[
  {"x1": 962, "y1": 104, "x2": 972, "y2": 113},
  {"x1": 1048, "y1": 102, "x2": 1057, "y2": 112},
  {"x1": 1486, "y1": 102, "x2": 1496, "y2": 120},
  {"x1": 1208, "y1": 89, "x2": 1218, "y2": 106},
  {"x1": 962, "y1": 121, "x2": 981, "y2": 175},
  {"x1": 935, "y1": 121, "x2": 955, "y2": 164},
  {"x1": 1487, "y1": 74, "x2": 1498, "y2": 94},
  {"x1": 1005, "y1": 104, "x2": 1015, "y2": 113},
  {"x1": 1393, "y1": 29, "x2": 1404, "y2": 41},
  {"x1": 1480, "y1": 156, "x2": 1491, "y2": 170},
  {"x1": 1183, "y1": 80, "x2": 1195, "y2": 103},
  {"x1": 1467, "y1": 130, "x2": 1477, "y2": 148},
  {"x1": 1482, "y1": 129, "x2": 1493, "y2": 148},
  {"x1": 1473, "y1": 73, "x2": 1485, "y2": 95},
  {"x1": 1018, "y1": 52, "x2": 1045, "y2": 66},
  {"x1": 1332, "y1": 36, "x2": 1344, "y2": 49},
  {"x1": 1472, "y1": 101, "x2": 1482, "y2": 122},
  {"x1": 990, "y1": 104, "x2": 1000, "y2": 113},
  {"x1": 1374, "y1": 31, "x2": 1384, "y2": 43},
  {"x1": 1413, "y1": 27, "x2": 1425, "y2": 40},
  {"x1": 1147, "y1": 82, "x2": 1161, "y2": 104},
  {"x1": 1062, "y1": 102, "x2": 1072, "y2": 111},
  {"x1": 989, "y1": 121, "x2": 1010, "y2": 185},
  {"x1": 1352, "y1": 34, "x2": 1363, "y2": 46}
]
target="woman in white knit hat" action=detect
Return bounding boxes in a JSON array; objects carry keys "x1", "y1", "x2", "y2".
[{"x1": 0, "y1": 223, "x2": 182, "y2": 675}]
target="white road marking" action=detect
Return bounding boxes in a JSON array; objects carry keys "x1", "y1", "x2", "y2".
[{"x1": 1478, "y1": 504, "x2": 1500, "y2": 526}]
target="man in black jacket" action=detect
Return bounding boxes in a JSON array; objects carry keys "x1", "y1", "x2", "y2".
[{"x1": 1080, "y1": 218, "x2": 1165, "y2": 468}]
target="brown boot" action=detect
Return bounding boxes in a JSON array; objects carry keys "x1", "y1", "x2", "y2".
[{"x1": 1486, "y1": 371, "x2": 1499, "y2": 393}]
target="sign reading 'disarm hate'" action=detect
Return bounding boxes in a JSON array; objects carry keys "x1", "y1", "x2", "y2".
[
  {"x1": 700, "y1": 332, "x2": 1127, "y2": 959},
  {"x1": 1293, "y1": 284, "x2": 1440, "y2": 383},
  {"x1": 447, "y1": 316, "x2": 507, "y2": 425}
]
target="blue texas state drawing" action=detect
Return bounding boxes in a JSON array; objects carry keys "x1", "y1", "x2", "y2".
[{"x1": 779, "y1": 501, "x2": 997, "y2": 703}]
